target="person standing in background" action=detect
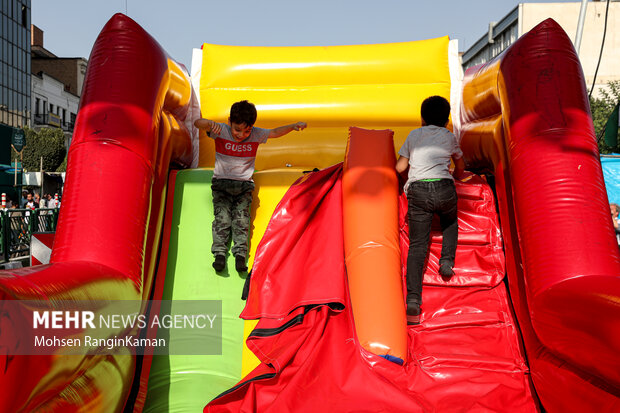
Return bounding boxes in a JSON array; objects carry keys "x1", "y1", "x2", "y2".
[{"x1": 611, "y1": 203, "x2": 620, "y2": 247}]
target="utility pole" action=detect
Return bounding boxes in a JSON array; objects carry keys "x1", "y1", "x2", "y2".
[
  {"x1": 575, "y1": 0, "x2": 589, "y2": 55},
  {"x1": 40, "y1": 156, "x2": 44, "y2": 195}
]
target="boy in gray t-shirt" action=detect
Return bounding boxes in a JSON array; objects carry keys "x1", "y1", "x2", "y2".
[
  {"x1": 395, "y1": 95, "x2": 465, "y2": 325},
  {"x1": 195, "y1": 100, "x2": 306, "y2": 272}
]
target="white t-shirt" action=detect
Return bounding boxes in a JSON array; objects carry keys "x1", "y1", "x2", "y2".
[
  {"x1": 209, "y1": 123, "x2": 270, "y2": 181},
  {"x1": 398, "y1": 125, "x2": 463, "y2": 190}
]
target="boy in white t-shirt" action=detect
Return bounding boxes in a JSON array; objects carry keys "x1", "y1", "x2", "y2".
[
  {"x1": 195, "y1": 100, "x2": 306, "y2": 272},
  {"x1": 395, "y1": 95, "x2": 465, "y2": 325}
]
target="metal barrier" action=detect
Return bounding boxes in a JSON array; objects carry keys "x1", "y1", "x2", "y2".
[{"x1": 1, "y1": 208, "x2": 59, "y2": 262}]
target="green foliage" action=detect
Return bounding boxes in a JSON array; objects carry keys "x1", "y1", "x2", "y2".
[
  {"x1": 589, "y1": 80, "x2": 620, "y2": 154},
  {"x1": 56, "y1": 154, "x2": 68, "y2": 172},
  {"x1": 10, "y1": 127, "x2": 67, "y2": 172}
]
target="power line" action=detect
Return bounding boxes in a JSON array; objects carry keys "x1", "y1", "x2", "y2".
[{"x1": 589, "y1": 0, "x2": 611, "y2": 100}]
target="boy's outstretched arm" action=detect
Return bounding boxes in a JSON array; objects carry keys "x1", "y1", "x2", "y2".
[
  {"x1": 268, "y1": 122, "x2": 307, "y2": 139},
  {"x1": 194, "y1": 118, "x2": 222, "y2": 135}
]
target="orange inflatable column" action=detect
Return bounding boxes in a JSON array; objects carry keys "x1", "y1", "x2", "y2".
[{"x1": 342, "y1": 127, "x2": 407, "y2": 364}]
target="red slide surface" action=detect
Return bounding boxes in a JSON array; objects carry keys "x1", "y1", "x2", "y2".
[{"x1": 207, "y1": 159, "x2": 536, "y2": 412}]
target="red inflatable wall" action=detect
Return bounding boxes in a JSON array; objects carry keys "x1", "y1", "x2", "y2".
[
  {"x1": 0, "y1": 14, "x2": 192, "y2": 412},
  {"x1": 460, "y1": 19, "x2": 620, "y2": 411}
]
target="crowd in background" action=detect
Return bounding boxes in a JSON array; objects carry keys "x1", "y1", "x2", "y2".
[{"x1": 2, "y1": 190, "x2": 61, "y2": 211}]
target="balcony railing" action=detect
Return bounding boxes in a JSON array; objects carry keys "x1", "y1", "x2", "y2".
[{"x1": 33, "y1": 114, "x2": 74, "y2": 132}]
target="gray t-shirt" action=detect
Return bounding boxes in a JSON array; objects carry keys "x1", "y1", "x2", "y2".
[
  {"x1": 398, "y1": 125, "x2": 463, "y2": 190},
  {"x1": 209, "y1": 123, "x2": 270, "y2": 181}
]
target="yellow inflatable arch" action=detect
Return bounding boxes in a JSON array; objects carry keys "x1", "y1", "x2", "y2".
[{"x1": 194, "y1": 37, "x2": 461, "y2": 171}]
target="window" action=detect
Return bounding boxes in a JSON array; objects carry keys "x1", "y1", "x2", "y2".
[
  {"x1": 49, "y1": 103, "x2": 53, "y2": 114},
  {"x1": 62, "y1": 108, "x2": 66, "y2": 123},
  {"x1": 21, "y1": 5, "x2": 26, "y2": 27},
  {"x1": 35, "y1": 97, "x2": 39, "y2": 114}
]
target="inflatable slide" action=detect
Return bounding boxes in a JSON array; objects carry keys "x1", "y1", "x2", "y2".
[{"x1": 0, "y1": 13, "x2": 618, "y2": 413}]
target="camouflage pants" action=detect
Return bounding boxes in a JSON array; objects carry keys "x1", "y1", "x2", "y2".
[{"x1": 211, "y1": 178, "x2": 255, "y2": 258}]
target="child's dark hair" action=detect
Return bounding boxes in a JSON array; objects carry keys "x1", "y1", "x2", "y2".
[
  {"x1": 230, "y1": 100, "x2": 257, "y2": 126},
  {"x1": 421, "y1": 95, "x2": 451, "y2": 127}
]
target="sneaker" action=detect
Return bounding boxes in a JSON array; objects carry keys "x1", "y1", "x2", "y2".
[
  {"x1": 213, "y1": 255, "x2": 226, "y2": 272},
  {"x1": 438, "y1": 263, "x2": 455, "y2": 278},
  {"x1": 406, "y1": 301, "x2": 421, "y2": 325},
  {"x1": 235, "y1": 255, "x2": 248, "y2": 272}
]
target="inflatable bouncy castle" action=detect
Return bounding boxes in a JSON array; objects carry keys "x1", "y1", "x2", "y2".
[{"x1": 0, "y1": 13, "x2": 618, "y2": 412}]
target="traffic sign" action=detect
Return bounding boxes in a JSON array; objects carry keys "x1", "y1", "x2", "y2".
[{"x1": 12, "y1": 129, "x2": 26, "y2": 153}]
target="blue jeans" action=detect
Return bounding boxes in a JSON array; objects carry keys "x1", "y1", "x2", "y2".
[{"x1": 406, "y1": 179, "x2": 458, "y2": 305}]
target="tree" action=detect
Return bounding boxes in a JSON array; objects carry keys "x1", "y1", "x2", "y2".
[
  {"x1": 589, "y1": 80, "x2": 620, "y2": 154},
  {"x1": 56, "y1": 154, "x2": 68, "y2": 172},
  {"x1": 10, "y1": 127, "x2": 67, "y2": 172}
]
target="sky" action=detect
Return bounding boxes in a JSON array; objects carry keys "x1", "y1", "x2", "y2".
[{"x1": 31, "y1": 0, "x2": 579, "y2": 70}]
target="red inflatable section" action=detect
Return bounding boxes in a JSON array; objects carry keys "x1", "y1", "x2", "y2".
[
  {"x1": 241, "y1": 163, "x2": 346, "y2": 320},
  {"x1": 0, "y1": 14, "x2": 192, "y2": 411},
  {"x1": 461, "y1": 19, "x2": 620, "y2": 410},
  {"x1": 398, "y1": 173, "x2": 505, "y2": 289},
  {"x1": 207, "y1": 159, "x2": 536, "y2": 412}
]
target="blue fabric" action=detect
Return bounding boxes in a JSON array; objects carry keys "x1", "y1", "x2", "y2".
[
  {"x1": 380, "y1": 354, "x2": 404, "y2": 365},
  {"x1": 601, "y1": 154, "x2": 620, "y2": 204}
]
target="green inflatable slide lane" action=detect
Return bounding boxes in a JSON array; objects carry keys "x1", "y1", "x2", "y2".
[{"x1": 143, "y1": 169, "x2": 248, "y2": 412}]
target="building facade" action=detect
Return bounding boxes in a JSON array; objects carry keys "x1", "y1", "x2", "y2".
[
  {"x1": 32, "y1": 72, "x2": 79, "y2": 134},
  {"x1": 461, "y1": 1, "x2": 620, "y2": 98},
  {"x1": 0, "y1": 0, "x2": 31, "y2": 130},
  {"x1": 30, "y1": 24, "x2": 87, "y2": 146}
]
